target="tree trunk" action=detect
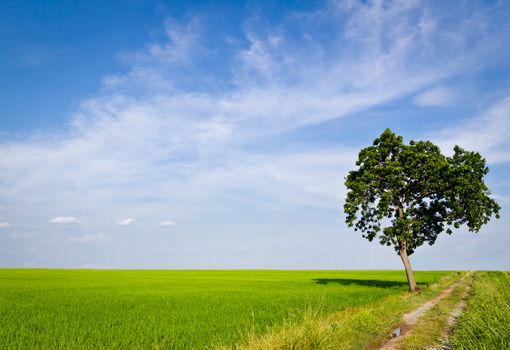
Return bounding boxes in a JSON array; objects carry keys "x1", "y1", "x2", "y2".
[{"x1": 399, "y1": 241, "x2": 418, "y2": 292}]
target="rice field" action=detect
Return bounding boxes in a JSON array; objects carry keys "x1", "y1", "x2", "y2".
[{"x1": 0, "y1": 269, "x2": 450, "y2": 349}]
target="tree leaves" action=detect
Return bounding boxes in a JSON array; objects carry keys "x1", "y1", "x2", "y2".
[{"x1": 344, "y1": 129, "x2": 500, "y2": 256}]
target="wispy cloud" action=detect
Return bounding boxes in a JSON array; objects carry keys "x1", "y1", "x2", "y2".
[
  {"x1": 430, "y1": 96, "x2": 510, "y2": 163},
  {"x1": 49, "y1": 217, "x2": 81, "y2": 224},
  {"x1": 17, "y1": 45, "x2": 64, "y2": 66},
  {"x1": 0, "y1": 222, "x2": 11, "y2": 229},
  {"x1": 413, "y1": 86, "x2": 458, "y2": 107},
  {"x1": 117, "y1": 218, "x2": 136, "y2": 226},
  {"x1": 105, "y1": 18, "x2": 201, "y2": 92},
  {"x1": 156, "y1": 220, "x2": 176, "y2": 227},
  {"x1": 1, "y1": 3, "x2": 507, "y2": 219},
  {"x1": 238, "y1": 31, "x2": 280, "y2": 78},
  {"x1": 135, "y1": 18, "x2": 200, "y2": 65}
]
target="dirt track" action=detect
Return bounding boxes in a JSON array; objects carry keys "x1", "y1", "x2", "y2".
[{"x1": 377, "y1": 273, "x2": 470, "y2": 350}]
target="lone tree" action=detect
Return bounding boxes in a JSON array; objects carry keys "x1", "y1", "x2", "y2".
[{"x1": 344, "y1": 129, "x2": 500, "y2": 292}]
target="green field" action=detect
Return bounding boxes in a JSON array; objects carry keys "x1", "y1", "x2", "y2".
[
  {"x1": 450, "y1": 271, "x2": 510, "y2": 349},
  {"x1": 0, "y1": 269, "x2": 449, "y2": 349}
]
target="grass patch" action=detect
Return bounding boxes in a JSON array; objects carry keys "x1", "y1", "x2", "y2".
[
  {"x1": 0, "y1": 269, "x2": 448, "y2": 349},
  {"x1": 223, "y1": 272, "x2": 464, "y2": 350},
  {"x1": 450, "y1": 271, "x2": 510, "y2": 350}
]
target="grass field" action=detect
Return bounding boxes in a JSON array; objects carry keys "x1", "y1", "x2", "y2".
[
  {"x1": 450, "y1": 271, "x2": 510, "y2": 349},
  {"x1": 0, "y1": 269, "x2": 449, "y2": 349}
]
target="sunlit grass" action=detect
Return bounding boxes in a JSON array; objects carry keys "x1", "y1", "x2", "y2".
[
  {"x1": 0, "y1": 269, "x2": 449, "y2": 349},
  {"x1": 230, "y1": 272, "x2": 463, "y2": 350},
  {"x1": 450, "y1": 271, "x2": 510, "y2": 350}
]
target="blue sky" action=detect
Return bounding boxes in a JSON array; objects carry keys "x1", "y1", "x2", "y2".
[{"x1": 1, "y1": 0, "x2": 509, "y2": 269}]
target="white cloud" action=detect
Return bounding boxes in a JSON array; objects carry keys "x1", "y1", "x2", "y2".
[
  {"x1": 413, "y1": 86, "x2": 458, "y2": 107},
  {"x1": 430, "y1": 96, "x2": 510, "y2": 163},
  {"x1": 0, "y1": 222, "x2": 11, "y2": 229},
  {"x1": 67, "y1": 233, "x2": 111, "y2": 243},
  {"x1": 117, "y1": 218, "x2": 135, "y2": 225},
  {"x1": 0, "y1": 5, "x2": 505, "y2": 219},
  {"x1": 156, "y1": 220, "x2": 176, "y2": 227},
  {"x1": 148, "y1": 18, "x2": 199, "y2": 64},
  {"x1": 239, "y1": 32, "x2": 277, "y2": 78},
  {"x1": 122, "y1": 18, "x2": 199, "y2": 67},
  {"x1": 0, "y1": 5, "x2": 504, "y2": 220},
  {"x1": 49, "y1": 216, "x2": 81, "y2": 224},
  {"x1": 215, "y1": 149, "x2": 356, "y2": 208}
]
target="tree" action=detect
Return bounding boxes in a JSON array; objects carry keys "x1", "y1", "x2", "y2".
[{"x1": 344, "y1": 129, "x2": 500, "y2": 292}]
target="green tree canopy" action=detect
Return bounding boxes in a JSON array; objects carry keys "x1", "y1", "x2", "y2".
[{"x1": 344, "y1": 129, "x2": 500, "y2": 291}]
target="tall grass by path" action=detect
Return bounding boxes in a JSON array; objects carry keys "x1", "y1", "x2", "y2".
[
  {"x1": 224, "y1": 271, "x2": 463, "y2": 350},
  {"x1": 0, "y1": 269, "x2": 448, "y2": 349},
  {"x1": 450, "y1": 271, "x2": 510, "y2": 350}
]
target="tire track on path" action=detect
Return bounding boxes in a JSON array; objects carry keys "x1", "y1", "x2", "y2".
[
  {"x1": 376, "y1": 272, "x2": 471, "y2": 350},
  {"x1": 426, "y1": 273, "x2": 474, "y2": 350}
]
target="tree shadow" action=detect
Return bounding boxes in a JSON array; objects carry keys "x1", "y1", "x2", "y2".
[{"x1": 312, "y1": 278, "x2": 415, "y2": 289}]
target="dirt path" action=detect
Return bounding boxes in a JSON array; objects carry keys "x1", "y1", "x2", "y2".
[
  {"x1": 426, "y1": 274, "x2": 474, "y2": 350},
  {"x1": 376, "y1": 273, "x2": 470, "y2": 350}
]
